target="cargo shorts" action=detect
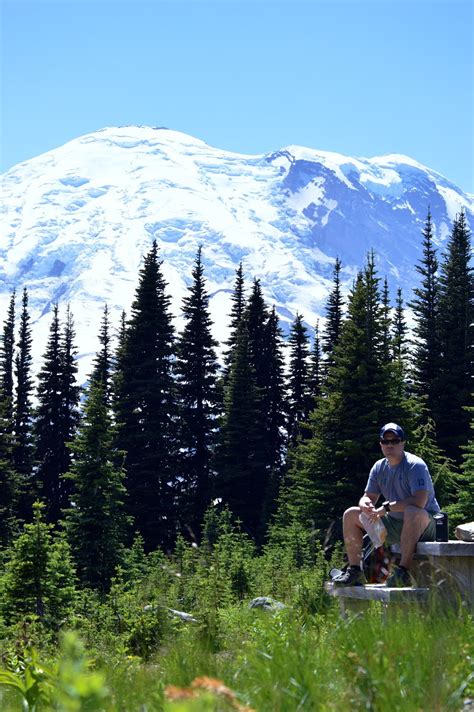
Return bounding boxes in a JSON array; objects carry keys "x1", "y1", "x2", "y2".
[{"x1": 381, "y1": 512, "x2": 437, "y2": 546}]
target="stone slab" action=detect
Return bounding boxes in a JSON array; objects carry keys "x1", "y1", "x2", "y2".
[
  {"x1": 325, "y1": 582, "x2": 429, "y2": 603},
  {"x1": 391, "y1": 541, "x2": 474, "y2": 557}
]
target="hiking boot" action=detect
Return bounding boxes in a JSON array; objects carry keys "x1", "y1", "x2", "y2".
[
  {"x1": 332, "y1": 565, "x2": 366, "y2": 586},
  {"x1": 385, "y1": 565, "x2": 412, "y2": 587}
]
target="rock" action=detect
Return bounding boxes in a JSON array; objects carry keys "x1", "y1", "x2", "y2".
[
  {"x1": 249, "y1": 597, "x2": 286, "y2": 611},
  {"x1": 455, "y1": 522, "x2": 474, "y2": 542},
  {"x1": 167, "y1": 608, "x2": 198, "y2": 623},
  {"x1": 143, "y1": 605, "x2": 198, "y2": 622}
]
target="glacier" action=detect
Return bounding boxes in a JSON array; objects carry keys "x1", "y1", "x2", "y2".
[{"x1": 1, "y1": 125, "x2": 472, "y2": 384}]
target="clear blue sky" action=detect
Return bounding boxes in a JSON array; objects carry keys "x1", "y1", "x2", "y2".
[{"x1": 1, "y1": 0, "x2": 473, "y2": 192}]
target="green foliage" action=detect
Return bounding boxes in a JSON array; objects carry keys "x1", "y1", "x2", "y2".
[
  {"x1": 286, "y1": 312, "x2": 312, "y2": 444},
  {"x1": 175, "y1": 247, "x2": 221, "y2": 535},
  {"x1": 64, "y1": 379, "x2": 130, "y2": 591},
  {"x1": 13, "y1": 288, "x2": 35, "y2": 523},
  {"x1": 1, "y1": 502, "x2": 77, "y2": 629},
  {"x1": 436, "y1": 210, "x2": 474, "y2": 463},
  {"x1": 0, "y1": 632, "x2": 108, "y2": 711},
  {"x1": 409, "y1": 208, "x2": 440, "y2": 415},
  {"x1": 34, "y1": 304, "x2": 80, "y2": 523},
  {"x1": 114, "y1": 240, "x2": 177, "y2": 551}
]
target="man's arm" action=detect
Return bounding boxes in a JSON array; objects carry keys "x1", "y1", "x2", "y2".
[
  {"x1": 359, "y1": 492, "x2": 379, "y2": 514},
  {"x1": 373, "y1": 490, "x2": 429, "y2": 517}
]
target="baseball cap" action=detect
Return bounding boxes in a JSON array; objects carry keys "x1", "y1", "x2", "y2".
[{"x1": 379, "y1": 422, "x2": 405, "y2": 440}]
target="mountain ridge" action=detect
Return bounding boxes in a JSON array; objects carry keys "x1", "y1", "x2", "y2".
[{"x1": 1, "y1": 125, "x2": 473, "y2": 383}]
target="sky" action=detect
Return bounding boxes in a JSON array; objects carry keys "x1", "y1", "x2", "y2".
[{"x1": 1, "y1": 0, "x2": 473, "y2": 193}]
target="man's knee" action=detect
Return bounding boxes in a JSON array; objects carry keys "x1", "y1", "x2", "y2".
[
  {"x1": 343, "y1": 506, "x2": 362, "y2": 524},
  {"x1": 404, "y1": 505, "x2": 429, "y2": 526}
]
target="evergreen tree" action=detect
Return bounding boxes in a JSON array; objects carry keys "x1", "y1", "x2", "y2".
[
  {"x1": 1, "y1": 501, "x2": 76, "y2": 627},
  {"x1": 0, "y1": 396, "x2": 18, "y2": 546},
  {"x1": 115, "y1": 241, "x2": 177, "y2": 551},
  {"x1": 90, "y1": 304, "x2": 114, "y2": 405},
  {"x1": 13, "y1": 288, "x2": 35, "y2": 522},
  {"x1": 34, "y1": 304, "x2": 79, "y2": 522},
  {"x1": 60, "y1": 305, "x2": 80, "y2": 496},
  {"x1": 390, "y1": 287, "x2": 411, "y2": 405},
  {"x1": 409, "y1": 209, "x2": 440, "y2": 415},
  {"x1": 175, "y1": 247, "x2": 220, "y2": 535},
  {"x1": 283, "y1": 254, "x2": 396, "y2": 530},
  {"x1": 436, "y1": 210, "x2": 474, "y2": 463},
  {"x1": 380, "y1": 277, "x2": 392, "y2": 364},
  {"x1": 322, "y1": 257, "x2": 344, "y2": 370},
  {"x1": 35, "y1": 305, "x2": 65, "y2": 522},
  {"x1": 308, "y1": 320, "x2": 323, "y2": 401},
  {"x1": 286, "y1": 313, "x2": 312, "y2": 444},
  {"x1": 447, "y1": 406, "x2": 474, "y2": 525},
  {"x1": 0, "y1": 290, "x2": 16, "y2": 424},
  {"x1": 392, "y1": 288, "x2": 408, "y2": 364},
  {"x1": 0, "y1": 291, "x2": 18, "y2": 542},
  {"x1": 215, "y1": 319, "x2": 266, "y2": 537},
  {"x1": 259, "y1": 306, "x2": 287, "y2": 522},
  {"x1": 222, "y1": 262, "x2": 246, "y2": 378},
  {"x1": 65, "y1": 380, "x2": 129, "y2": 590}
]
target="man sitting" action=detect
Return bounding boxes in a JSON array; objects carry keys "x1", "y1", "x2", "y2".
[{"x1": 333, "y1": 422, "x2": 440, "y2": 587}]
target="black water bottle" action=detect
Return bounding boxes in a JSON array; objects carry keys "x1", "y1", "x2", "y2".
[{"x1": 434, "y1": 512, "x2": 449, "y2": 542}]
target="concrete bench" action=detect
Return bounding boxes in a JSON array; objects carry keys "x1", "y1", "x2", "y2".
[
  {"x1": 390, "y1": 541, "x2": 474, "y2": 607},
  {"x1": 326, "y1": 541, "x2": 474, "y2": 614},
  {"x1": 324, "y1": 582, "x2": 429, "y2": 617}
]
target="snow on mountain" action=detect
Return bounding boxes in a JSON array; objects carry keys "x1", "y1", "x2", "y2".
[{"x1": 1, "y1": 125, "x2": 473, "y2": 384}]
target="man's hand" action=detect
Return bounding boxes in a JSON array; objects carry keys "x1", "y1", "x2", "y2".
[{"x1": 359, "y1": 495, "x2": 376, "y2": 514}]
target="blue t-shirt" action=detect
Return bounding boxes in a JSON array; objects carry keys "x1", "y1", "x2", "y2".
[{"x1": 365, "y1": 451, "x2": 440, "y2": 520}]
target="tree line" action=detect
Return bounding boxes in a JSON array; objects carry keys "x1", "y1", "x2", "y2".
[{"x1": 0, "y1": 209, "x2": 472, "y2": 592}]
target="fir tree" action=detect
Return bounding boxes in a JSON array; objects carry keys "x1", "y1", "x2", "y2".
[
  {"x1": 215, "y1": 320, "x2": 266, "y2": 537},
  {"x1": 35, "y1": 305, "x2": 65, "y2": 522},
  {"x1": 60, "y1": 305, "x2": 80, "y2": 498},
  {"x1": 222, "y1": 262, "x2": 246, "y2": 378},
  {"x1": 436, "y1": 210, "x2": 474, "y2": 463},
  {"x1": 0, "y1": 290, "x2": 15, "y2": 427},
  {"x1": 0, "y1": 396, "x2": 18, "y2": 546},
  {"x1": 90, "y1": 304, "x2": 114, "y2": 405},
  {"x1": 283, "y1": 254, "x2": 395, "y2": 530},
  {"x1": 322, "y1": 257, "x2": 343, "y2": 370},
  {"x1": 175, "y1": 247, "x2": 220, "y2": 535},
  {"x1": 13, "y1": 288, "x2": 35, "y2": 522},
  {"x1": 259, "y1": 306, "x2": 287, "y2": 523},
  {"x1": 308, "y1": 320, "x2": 323, "y2": 401},
  {"x1": 65, "y1": 380, "x2": 129, "y2": 590},
  {"x1": 286, "y1": 313, "x2": 312, "y2": 444},
  {"x1": 1, "y1": 501, "x2": 76, "y2": 627},
  {"x1": 409, "y1": 209, "x2": 440, "y2": 416},
  {"x1": 0, "y1": 291, "x2": 18, "y2": 542},
  {"x1": 448, "y1": 406, "x2": 474, "y2": 525},
  {"x1": 392, "y1": 288, "x2": 408, "y2": 364},
  {"x1": 380, "y1": 277, "x2": 392, "y2": 364},
  {"x1": 115, "y1": 241, "x2": 177, "y2": 551}
]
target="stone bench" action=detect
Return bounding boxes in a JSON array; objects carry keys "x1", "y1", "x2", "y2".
[
  {"x1": 325, "y1": 582, "x2": 429, "y2": 616},
  {"x1": 326, "y1": 540, "x2": 474, "y2": 613},
  {"x1": 390, "y1": 541, "x2": 474, "y2": 607}
]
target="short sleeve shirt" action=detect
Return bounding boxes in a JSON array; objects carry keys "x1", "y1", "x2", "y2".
[{"x1": 365, "y1": 451, "x2": 440, "y2": 520}]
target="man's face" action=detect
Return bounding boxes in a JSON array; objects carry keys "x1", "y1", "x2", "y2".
[{"x1": 380, "y1": 431, "x2": 405, "y2": 460}]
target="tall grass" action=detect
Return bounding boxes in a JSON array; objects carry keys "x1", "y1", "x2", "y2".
[{"x1": 1, "y1": 601, "x2": 472, "y2": 711}]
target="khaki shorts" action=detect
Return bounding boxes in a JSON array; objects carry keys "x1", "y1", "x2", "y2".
[{"x1": 382, "y1": 513, "x2": 437, "y2": 546}]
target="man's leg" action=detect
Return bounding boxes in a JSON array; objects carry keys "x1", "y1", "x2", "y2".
[
  {"x1": 343, "y1": 507, "x2": 366, "y2": 566},
  {"x1": 399, "y1": 506, "x2": 431, "y2": 569}
]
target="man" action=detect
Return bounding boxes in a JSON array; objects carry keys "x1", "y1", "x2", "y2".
[{"x1": 334, "y1": 422, "x2": 441, "y2": 587}]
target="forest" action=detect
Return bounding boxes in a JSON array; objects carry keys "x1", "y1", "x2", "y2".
[{"x1": 0, "y1": 208, "x2": 472, "y2": 711}]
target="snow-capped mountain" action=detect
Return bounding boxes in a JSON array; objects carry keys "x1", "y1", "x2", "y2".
[{"x1": 1, "y1": 125, "x2": 472, "y2": 383}]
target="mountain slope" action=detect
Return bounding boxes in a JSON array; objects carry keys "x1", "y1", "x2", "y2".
[{"x1": 1, "y1": 125, "x2": 472, "y2": 382}]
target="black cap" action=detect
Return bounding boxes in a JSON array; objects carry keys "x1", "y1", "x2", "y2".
[{"x1": 380, "y1": 422, "x2": 405, "y2": 440}]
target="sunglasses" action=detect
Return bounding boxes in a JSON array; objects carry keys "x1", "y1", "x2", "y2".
[{"x1": 380, "y1": 438, "x2": 402, "y2": 445}]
